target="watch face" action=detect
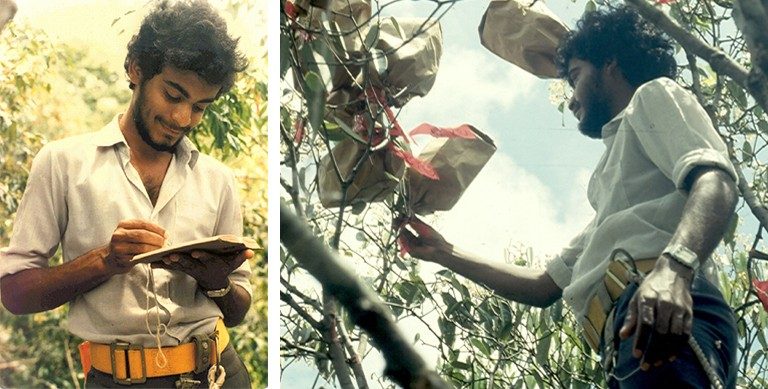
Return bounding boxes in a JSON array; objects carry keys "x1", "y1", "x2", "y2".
[{"x1": 667, "y1": 244, "x2": 699, "y2": 269}]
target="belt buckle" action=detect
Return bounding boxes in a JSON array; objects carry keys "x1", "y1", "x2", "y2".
[
  {"x1": 109, "y1": 340, "x2": 147, "y2": 384},
  {"x1": 191, "y1": 334, "x2": 214, "y2": 374}
]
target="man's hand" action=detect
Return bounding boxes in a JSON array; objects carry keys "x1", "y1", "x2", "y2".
[
  {"x1": 619, "y1": 254, "x2": 694, "y2": 370},
  {"x1": 396, "y1": 216, "x2": 453, "y2": 263},
  {"x1": 104, "y1": 219, "x2": 166, "y2": 273},
  {"x1": 153, "y1": 249, "x2": 253, "y2": 291}
]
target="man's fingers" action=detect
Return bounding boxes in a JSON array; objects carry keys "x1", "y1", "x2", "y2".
[
  {"x1": 619, "y1": 296, "x2": 638, "y2": 340},
  {"x1": 669, "y1": 310, "x2": 686, "y2": 335},
  {"x1": 633, "y1": 301, "x2": 655, "y2": 358},
  {"x1": 407, "y1": 217, "x2": 437, "y2": 238},
  {"x1": 114, "y1": 228, "x2": 165, "y2": 247},
  {"x1": 117, "y1": 219, "x2": 166, "y2": 237}
]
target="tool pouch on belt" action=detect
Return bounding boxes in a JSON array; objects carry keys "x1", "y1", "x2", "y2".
[{"x1": 581, "y1": 257, "x2": 657, "y2": 351}]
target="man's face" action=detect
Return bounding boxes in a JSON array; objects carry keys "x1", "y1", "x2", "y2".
[
  {"x1": 567, "y1": 58, "x2": 613, "y2": 139},
  {"x1": 132, "y1": 66, "x2": 221, "y2": 152}
]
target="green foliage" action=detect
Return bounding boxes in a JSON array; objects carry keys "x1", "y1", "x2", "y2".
[
  {"x1": 0, "y1": 16, "x2": 268, "y2": 389},
  {"x1": 281, "y1": 0, "x2": 768, "y2": 387}
]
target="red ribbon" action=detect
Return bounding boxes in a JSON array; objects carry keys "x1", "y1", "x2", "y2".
[
  {"x1": 284, "y1": 1, "x2": 297, "y2": 20},
  {"x1": 410, "y1": 123, "x2": 477, "y2": 139},
  {"x1": 753, "y1": 279, "x2": 768, "y2": 313},
  {"x1": 389, "y1": 144, "x2": 439, "y2": 180}
]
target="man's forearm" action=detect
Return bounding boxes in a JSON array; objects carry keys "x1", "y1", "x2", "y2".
[
  {"x1": 434, "y1": 247, "x2": 562, "y2": 308},
  {"x1": 666, "y1": 167, "x2": 739, "y2": 269},
  {"x1": 211, "y1": 283, "x2": 251, "y2": 327},
  {"x1": 0, "y1": 246, "x2": 115, "y2": 314}
]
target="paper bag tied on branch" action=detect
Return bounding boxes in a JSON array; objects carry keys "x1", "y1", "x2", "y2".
[
  {"x1": 318, "y1": 138, "x2": 406, "y2": 208},
  {"x1": 327, "y1": 16, "x2": 443, "y2": 127},
  {"x1": 478, "y1": 0, "x2": 569, "y2": 78},
  {"x1": 408, "y1": 125, "x2": 496, "y2": 215}
]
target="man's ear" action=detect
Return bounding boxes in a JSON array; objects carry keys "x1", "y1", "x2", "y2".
[
  {"x1": 127, "y1": 59, "x2": 142, "y2": 86},
  {"x1": 603, "y1": 59, "x2": 627, "y2": 83}
]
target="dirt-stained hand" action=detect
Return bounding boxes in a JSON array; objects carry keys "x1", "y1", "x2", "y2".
[
  {"x1": 152, "y1": 249, "x2": 253, "y2": 291},
  {"x1": 619, "y1": 255, "x2": 694, "y2": 370},
  {"x1": 104, "y1": 219, "x2": 166, "y2": 273},
  {"x1": 396, "y1": 216, "x2": 453, "y2": 263}
]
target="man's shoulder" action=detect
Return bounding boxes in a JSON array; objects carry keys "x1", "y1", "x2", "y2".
[
  {"x1": 635, "y1": 77, "x2": 684, "y2": 98},
  {"x1": 36, "y1": 131, "x2": 102, "y2": 163},
  {"x1": 191, "y1": 152, "x2": 237, "y2": 182}
]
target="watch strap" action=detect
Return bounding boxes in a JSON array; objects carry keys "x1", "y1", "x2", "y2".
[{"x1": 203, "y1": 280, "x2": 232, "y2": 298}]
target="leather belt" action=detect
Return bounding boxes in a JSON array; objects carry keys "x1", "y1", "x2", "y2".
[
  {"x1": 79, "y1": 318, "x2": 229, "y2": 384},
  {"x1": 581, "y1": 258, "x2": 657, "y2": 351}
]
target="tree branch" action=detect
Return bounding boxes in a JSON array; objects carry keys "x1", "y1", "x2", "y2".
[
  {"x1": 624, "y1": 0, "x2": 768, "y2": 114},
  {"x1": 281, "y1": 202, "x2": 450, "y2": 388},
  {"x1": 322, "y1": 293, "x2": 356, "y2": 389},
  {"x1": 734, "y1": 0, "x2": 768, "y2": 78},
  {"x1": 625, "y1": 0, "x2": 768, "y2": 229}
]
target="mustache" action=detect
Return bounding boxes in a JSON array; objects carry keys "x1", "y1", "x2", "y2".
[{"x1": 157, "y1": 117, "x2": 191, "y2": 133}]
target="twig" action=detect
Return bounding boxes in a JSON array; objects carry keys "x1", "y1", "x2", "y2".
[{"x1": 281, "y1": 202, "x2": 450, "y2": 388}]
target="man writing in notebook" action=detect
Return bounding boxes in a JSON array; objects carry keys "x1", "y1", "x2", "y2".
[
  {"x1": 0, "y1": 1, "x2": 253, "y2": 387},
  {"x1": 400, "y1": 6, "x2": 739, "y2": 388}
]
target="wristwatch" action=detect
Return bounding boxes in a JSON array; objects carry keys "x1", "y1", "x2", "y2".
[
  {"x1": 662, "y1": 244, "x2": 700, "y2": 271},
  {"x1": 203, "y1": 280, "x2": 232, "y2": 298}
]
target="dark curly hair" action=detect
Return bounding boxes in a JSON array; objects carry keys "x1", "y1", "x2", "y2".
[
  {"x1": 124, "y1": 0, "x2": 248, "y2": 95},
  {"x1": 557, "y1": 5, "x2": 677, "y2": 87}
]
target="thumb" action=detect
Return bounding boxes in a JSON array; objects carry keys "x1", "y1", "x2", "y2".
[{"x1": 397, "y1": 228, "x2": 416, "y2": 256}]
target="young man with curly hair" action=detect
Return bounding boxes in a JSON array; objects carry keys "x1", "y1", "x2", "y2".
[
  {"x1": 0, "y1": 1, "x2": 253, "y2": 387},
  {"x1": 401, "y1": 6, "x2": 738, "y2": 388}
]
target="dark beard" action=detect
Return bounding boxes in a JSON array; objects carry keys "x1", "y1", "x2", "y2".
[
  {"x1": 577, "y1": 102, "x2": 612, "y2": 139},
  {"x1": 133, "y1": 87, "x2": 180, "y2": 153},
  {"x1": 577, "y1": 74, "x2": 613, "y2": 139}
]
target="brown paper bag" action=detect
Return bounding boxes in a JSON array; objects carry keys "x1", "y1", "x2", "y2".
[
  {"x1": 478, "y1": 0, "x2": 569, "y2": 78},
  {"x1": 370, "y1": 17, "x2": 443, "y2": 107},
  {"x1": 408, "y1": 126, "x2": 496, "y2": 215},
  {"x1": 326, "y1": 16, "x2": 444, "y2": 126},
  {"x1": 318, "y1": 138, "x2": 406, "y2": 208}
]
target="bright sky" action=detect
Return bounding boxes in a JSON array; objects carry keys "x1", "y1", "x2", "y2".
[
  {"x1": 15, "y1": 0, "x2": 266, "y2": 74},
  {"x1": 282, "y1": 1, "x2": 601, "y2": 386}
]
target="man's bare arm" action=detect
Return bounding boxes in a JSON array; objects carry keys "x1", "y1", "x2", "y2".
[
  {"x1": 399, "y1": 218, "x2": 562, "y2": 308},
  {"x1": 1, "y1": 219, "x2": 165, "y2": 314},
  {"x1": 620, "y1": 167, "x2": 738, "y2": 369}
]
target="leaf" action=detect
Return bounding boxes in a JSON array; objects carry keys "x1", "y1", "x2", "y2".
[
  {"x1": 363, "y1": 23, "x2": 380, "y2": 49},
  {"x1": 303, "y1": 71, "x2": 326, "y2": 136},
  {"x1": 371, "y1": 48, "x2": 388, "y2": 77},
  {"x1": 585, "y1": 0, "x2": 597, "y2": 12},
  {"x1": 726, "y1": 81, "x2": 748, "y2": 109},
  {"x1": 723, "y1": 214, "x2": 738, "y2": 246},
  {"x1": 742, "y1": 141, "x2": 754, "y2": 164},
  {"x1": 333, "y1": 116, "x2": 367, "y2": 144}
]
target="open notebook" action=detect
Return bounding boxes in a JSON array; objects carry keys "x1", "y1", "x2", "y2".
[{"x1": 131, "y1": 234, "x2": 261, "y2": 264}]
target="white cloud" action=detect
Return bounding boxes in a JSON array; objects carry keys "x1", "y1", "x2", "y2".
[
  {"x1": 429, "y1": 153, "x2": 594, "y2": 264},
  {"x1": 398, "y1": 47, "x2": 537, "y2": 138}
]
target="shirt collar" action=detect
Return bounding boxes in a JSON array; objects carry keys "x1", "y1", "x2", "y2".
[
  {"x1": 92, "y1": 114, "x2": 200, "y2": 168},
  {"x1": 601, "y1": 108, "x2": 627, "y2": 140}
]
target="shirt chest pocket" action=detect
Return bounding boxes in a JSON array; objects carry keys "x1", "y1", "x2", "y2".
[{"x1": 167, "y1": 196, "x2": 219, "y2": 244}]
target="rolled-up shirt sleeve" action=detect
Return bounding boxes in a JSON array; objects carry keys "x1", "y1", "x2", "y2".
[
  {"x1": 545, "y1": 216, "x2": 595, "y2": 290},
  {"x1": 626, "y1": 78, "x2": 738, "y2": 190},
  {"x1": 213, "y1": 169, "x2": 253, "y2": 299},
  {"x1": 0, "y1": 144, "x2": 67, "y2": 279}
]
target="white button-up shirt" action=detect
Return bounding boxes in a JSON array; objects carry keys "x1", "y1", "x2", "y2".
[
  {"x1": 0, "y1": 116, "x2": 252, "y2": 345},
  {"x1": 545, "y1": 78, "x2": 737, "y2": 320}
]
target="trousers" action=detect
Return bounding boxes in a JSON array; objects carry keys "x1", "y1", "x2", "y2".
[
  {"x1": 85, "y1": 343, "x2": 251, "y2": 388},
  {"x1": 604, "y1": 274, "x2": 738, "y2": 388}
]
